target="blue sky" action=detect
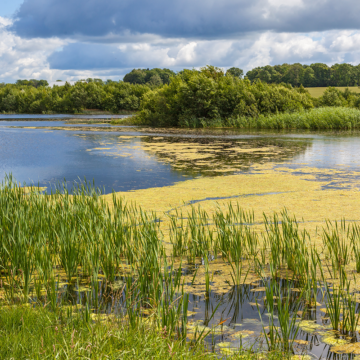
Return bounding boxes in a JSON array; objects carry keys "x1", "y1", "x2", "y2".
[
  {"x1": 0, "y1": 0, "x2": 23, "y2": 17},
  {"x1": 1, "y1": 0, "x2": 360, "y2": 82}
]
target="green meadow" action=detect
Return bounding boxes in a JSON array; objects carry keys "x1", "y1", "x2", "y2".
[{"x1": 306, "y1": 87, "x2": 360, "y2": 98}]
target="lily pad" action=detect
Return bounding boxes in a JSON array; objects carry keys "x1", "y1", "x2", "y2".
[
  {"x1": 216, "y1": 342, "x2": 233, "y2": 348},
  {"x1": 321, "y1": 335, "x2": 349, "y2": 346}
]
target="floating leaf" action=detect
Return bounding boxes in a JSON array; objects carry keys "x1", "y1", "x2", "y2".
[
  {"x1": 233, "y1": 330, "x2": 254, "y2": 339},
  {"x1": 250, "y1": 287, "x2": 266, "y2": 292},
  {"x1": 219, "y1": 347, "x2": 238, "y2": 355},
  {"x1": 249, "y1": 302, "x2": 261, "y2": 307},
  {"x1": 321, "y1": 335, "x2": 349, "y2": 346},
  {"x1": 216, "y1": 342, "x2": 233, "y2": 348},
  {"x1": 293, "y1": 339, "x2": 309, "y2": 345},
  {"x1": 331, "y1": 342, "x2": 360, "y2": 354}
]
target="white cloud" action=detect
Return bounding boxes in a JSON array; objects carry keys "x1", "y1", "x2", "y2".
[
  {"x1": 0, "y1": 16, "x2": 69, "y2": 82},
  {"x1": 2, "y1": 14, "x2": 360, "y2": 82}
]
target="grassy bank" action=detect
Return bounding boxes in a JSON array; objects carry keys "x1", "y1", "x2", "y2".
[
  {"x1": 133, "y1": 106, "x2": 360, "y2": 130},
  {"x1": 1, "y1": 177, "x2": 360, "y2": 358},
  {"x1": 0, "y1": 306, "x2": 219, "y2": 360},
  {"x1": 223, "y1": 107, "x2": 360, "y2": 130}
]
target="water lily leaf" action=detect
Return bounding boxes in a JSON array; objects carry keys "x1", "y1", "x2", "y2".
[
  {"x1": 233, "y1": 330, "x2": 254, "y2": 338},
  {"x1": 249, "y1": 302, "x2": 262, "y2": 307},
  {"x1": 331, "y1": 342, "x2": 360, "y2": 354},
  {"x1": 186, "y1": 311, "x2": 197, "y2": 316},
  {"x1": 109, "y1": 280, "x2": 124, "y2": 290},
  {"x1": 216, "y1": 342, "x2": 233, "y2": 348},
  {"x1": 299, "y1": 326, "x2": 316, "y2": 334},
  {"x1": 299, "y1": 320, "x2": 322, "y2": 329},
  {"x1": 219, "y1": 347, "x2": 238, "y2": 355},
  {"x1": 293, "y1": 339, "x2": 309, "y2": 345},
  {"x1": 321, "y1": 336, "x2": 349, "y2": 346}
]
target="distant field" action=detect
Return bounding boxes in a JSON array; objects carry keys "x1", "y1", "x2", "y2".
[{"x1": 306, "y1": 86, "x2": 360, "y2": 98}]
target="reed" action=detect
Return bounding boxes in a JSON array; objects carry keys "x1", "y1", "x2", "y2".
[{"x1": 2, "y1": 176, "x2": 360, "y2": 359}]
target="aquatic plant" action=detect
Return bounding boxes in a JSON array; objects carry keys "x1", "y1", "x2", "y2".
[{"x1": 2, "y1": 176, "x2": 360, "y2": 358}]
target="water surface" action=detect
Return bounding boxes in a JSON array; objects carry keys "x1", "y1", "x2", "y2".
[{"x1": 1, "y1": 122, "x2": 360, "y2": 193}]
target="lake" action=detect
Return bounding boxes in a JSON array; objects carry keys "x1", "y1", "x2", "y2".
[
  {"x1": 2, "y1": 120, "x2": 360, "y2": 359},
  {"x1": 1, "y1": 121, "x2": 360, "y2": 193}
]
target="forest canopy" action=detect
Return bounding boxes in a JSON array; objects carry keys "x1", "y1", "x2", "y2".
[
  {"x1": 246, "y1": 63, "x2": 360, "y2": 87},
  {"x1": 123, "y1": 68, "x2": 176, "y2": 86}
]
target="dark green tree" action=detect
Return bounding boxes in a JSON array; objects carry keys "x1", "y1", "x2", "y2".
[{"x1": 226, "y1": 67, "x2": 244, "y2": 79}]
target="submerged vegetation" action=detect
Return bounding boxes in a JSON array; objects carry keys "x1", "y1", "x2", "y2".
[{"x1": 2, "y1": 176, "x2": 360, "y2": 358}]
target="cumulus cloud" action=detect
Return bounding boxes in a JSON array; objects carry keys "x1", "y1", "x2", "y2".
[
  {"x1": 9, "y1": 0, "x2": 360, "y2": 40},
  {"x1": 46, "y1": 31, "x2": 360, "y2": 74},
  {"x1": 0, "y1": 17, "x2": 124, "y2": 82},
  {"x1": 2, "y1": 0, "x2": 360, "y2": 82}
]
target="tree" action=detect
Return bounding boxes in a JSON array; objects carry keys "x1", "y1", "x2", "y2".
[
  {"x1": 226, "y1": 67, "x2": 244, "y2": 79},
  {"x1": 200, "y1": 65, "x2": 224, "y2": 81},
  {"x1": 123, "y1": 68, "x2": 175, "y2": 85},
  {"x1": 148, "y1": 74, "x2": 163, "y2": 86},
  {"x1": 310, "y1": 63, "x2": 330, "y2": 87},
  {"x1": 303, "y1": 67, "x2": 315, "y2": 87}
]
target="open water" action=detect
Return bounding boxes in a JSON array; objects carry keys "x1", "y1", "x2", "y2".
[{"x1": 1, "y1": 121, "x2": 360, "y2": 193}]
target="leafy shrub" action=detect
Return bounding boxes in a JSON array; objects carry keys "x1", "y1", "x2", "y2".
[{"x1": 136, "y1": 67, "x2": 314, "y2": 127}]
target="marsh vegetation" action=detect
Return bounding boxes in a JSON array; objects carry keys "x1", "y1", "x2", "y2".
[{"x1": 1, "y1": 175, "x2": 360, "y2": 359}]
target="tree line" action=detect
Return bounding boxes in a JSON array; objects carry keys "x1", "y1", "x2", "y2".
[
  {"x1": 2, "y1": 65, "x2": 360, "y2": 117},
  {"x1": 0, "y1": 80, "x2": 150, "y2": 113},
  {"x1": 246, "y1": 63, "x2": 360, "y2": 87}
]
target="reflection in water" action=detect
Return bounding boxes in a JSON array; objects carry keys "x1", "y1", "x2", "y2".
[
  {"x1": 1, "y1": 123, "x2": 360, "y2": 194},
  {"x1": 40, "y1": 271, "x2": 356, "y2": 359},
  {"x1": 140, "y1": 136, "x2": 310, "y2": 176}
]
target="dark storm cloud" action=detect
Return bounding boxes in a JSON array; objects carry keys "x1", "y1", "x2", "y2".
[
  {"x1": 48, "y1": 43, "x2": 127, "y2": 70},
  {"x1": 11, "y1": 0, "x2": 360, "y2": 40}
]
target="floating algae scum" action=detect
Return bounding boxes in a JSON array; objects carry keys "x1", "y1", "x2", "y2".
[{"x1": 4, "y1": 124, "x2": 360, "y2": 358}]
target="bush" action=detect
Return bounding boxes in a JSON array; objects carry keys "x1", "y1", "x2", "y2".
[{"x1": 135, "y1": 67, "x2": 314, "y2": 127}]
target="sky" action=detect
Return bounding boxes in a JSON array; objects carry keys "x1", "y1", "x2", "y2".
[{"x1": 1, "y1": 0, "x2": 360, "y2": 83}]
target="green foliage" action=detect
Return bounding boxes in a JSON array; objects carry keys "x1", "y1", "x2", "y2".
[
  {"x1": 0, "y1": 306, "x2": 216, "y2": 360},
  {"x1": 226, "y1": 67, "x2": 244, "y2": 79},
  {"x1": 0, "y1": 80, "x2": 151, "y2": 114},
  {"x1": 136, "y1": 69, "x2": 313, "y2": 127},
  {"x1": 123, "y1": 68, "x2": 176, "y2": 85},
  {"x1": 246, "y1": 62, "x2": 360, "y2": 87},
  {"x1": 225, "y1": 107, "x2": 360, "y2": 130},
  {"x1": 16, "y1": 79, "x2": 49, "y2": 88}
]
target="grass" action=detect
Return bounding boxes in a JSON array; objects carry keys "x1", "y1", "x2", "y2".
[
  {"x1": 306, "y1": 86, "x2": 360, "y2": 98},
  {"x1": 139, "y1": 106, "x2": 360, "y2": 130},
  {"x1": 0, "y1": 305, "x2": 217, "y2": 360},
  {"x1": 225, "y1": 106, "x2": 360, "y2": 130},
  {"x1": 2, "y1": 176, "x2": 360, "y2": 358}
]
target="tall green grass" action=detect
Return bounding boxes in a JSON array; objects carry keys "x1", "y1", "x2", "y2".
[
  {"x1": 2, "y1": 176, "x2": 360, "y2": 358},
  {"x1": 0, "y1": 305, "x2": 217, "y2": 360},
  {"x1": 224, "y1": 107, "x2": 360, "y2": 130}
]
